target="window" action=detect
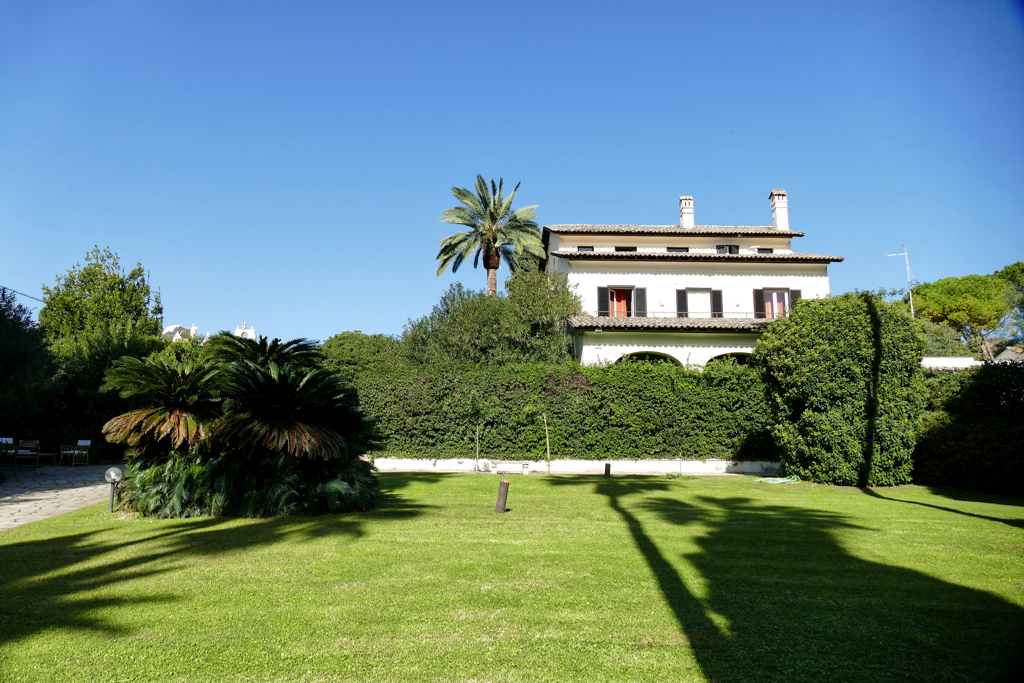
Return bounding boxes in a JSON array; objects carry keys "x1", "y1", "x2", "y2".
[
  {"x1": 757, "y1": 248, "x2": 773, "y2": 254},
  {"x1": 678, "y1": 289, "x2": 723, "y2": 318},
  {"x1": 614, "y1": 246, "x2": 637, "y2": 252},
  {"x1": 668, "y1": 247, "x2": 689, "y2": 253},
  {"x1": 578, "y1": 246, "x2": 594, "y2": 252},
  {"x1": 609, "y1": 288, "x2": 631, "y2": 317},
  {"x1": 597, "y1": 287, "x2": 647, "y2": 317},
  {"x1": 753, "y1": 289, "x2": 800, "y2": 318},
  {"x1": 716, "y1": 245, "x2": 739, "y2": 254}
]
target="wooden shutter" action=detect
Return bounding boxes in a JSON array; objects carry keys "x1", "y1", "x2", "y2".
[
  {"x1": 597, "y1": 287, "x2": 610, "y2": 317},
  {"x1": 790, "y1": 289, "x2": 801, "y2": 302},
  {"x1": 711, "y1": 290, "x2": 723, "y2": 318},
  {"x1": 634, "y1": 288, "x2": 647, "y2": 317},
  {"x1": 753, "y1": 289, "x2": 765, "y2": 318},
  {"x1": 676, "y1": 289, "x2": 688, "y2": 318}
]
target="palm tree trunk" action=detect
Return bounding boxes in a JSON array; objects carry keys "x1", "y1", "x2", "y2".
[{"x1": 483, "y1": 242, "x2": 500, "y2": 296}]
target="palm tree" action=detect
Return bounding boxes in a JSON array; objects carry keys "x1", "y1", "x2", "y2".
[
  {"x1": 101, "y1": 356, "x2": 221, "y2": 454},
  {"x1": 206, "y1": 334, "x2": 321, "y2": 368},
  {"x1": 436, "y1": 175, "x2": 545, "y2": 296}
]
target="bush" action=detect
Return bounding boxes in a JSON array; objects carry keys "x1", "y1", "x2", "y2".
[
  {"x1": 751, "y1": 293, "x2": 926, "y2": 486},
  {"x1": 913, "y1": 363, "x2": 1024, "y2": 495},
  {"x1": 402, "y1": 271, "x2": 581, "y2": 366},
  {"x1": 354, "y1": 359, "x2": 773, "y2": 460}
]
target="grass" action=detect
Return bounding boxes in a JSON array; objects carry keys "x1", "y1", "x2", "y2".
[{"x1": 1, "y1": 473, "x2": 1022, "y2": 682}]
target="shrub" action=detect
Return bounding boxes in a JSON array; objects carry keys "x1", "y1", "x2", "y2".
[
  {"x1": 402, "y1": 271, "x2": 581, "y2": 366},
  {"x1": 913, "y1": 363, "x2": 1024, "y2": 495},
  {"x1": 354, "y1": 359, "x2": 772, "y2": 461},
  {"x1": 751, "y1": 293, "x2": 926, "y2": 486}
]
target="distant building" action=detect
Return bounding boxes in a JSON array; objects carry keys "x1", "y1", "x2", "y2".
[{"x1": 542, "y1": 190, "x2": 844, "y2": 366}]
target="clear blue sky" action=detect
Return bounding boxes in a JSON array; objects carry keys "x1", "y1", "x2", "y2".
[{"x1": 2, "y1": 0, "x2": 1022, "y2": 341}]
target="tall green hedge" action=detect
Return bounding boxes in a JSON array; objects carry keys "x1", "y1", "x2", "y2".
[
  {"x1": 751, "y1": 293, "x2": 926, "y2": 486},
  {"x1": 355, "y1": 360, "x2": 773, "y2": 461},
  {"x1": 913, "y1": 363, "x2": 1024, "y2": 495}
]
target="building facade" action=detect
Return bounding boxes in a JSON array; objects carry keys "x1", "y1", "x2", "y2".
[{"x1": 542, "y1": 190, "x2": 844, "y2": 366}]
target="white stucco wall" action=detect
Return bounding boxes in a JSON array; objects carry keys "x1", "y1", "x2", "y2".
[
  {"x1": 557, "y1": 260, "x2": 831, "y2": 317},
  {"x1": 576, "y1": 330, "x2": 760, "y2": 367}
]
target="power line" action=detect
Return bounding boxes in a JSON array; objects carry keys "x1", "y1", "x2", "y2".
[{"x1": 0, "y1": 285, "x2": 45, "y2": 304}]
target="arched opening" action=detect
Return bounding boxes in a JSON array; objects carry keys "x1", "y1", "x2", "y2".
[
  {"x1": 617, "y1": 351, "x2": 683, "y2": 366},
  {"x1": 706, "y1": 352, "x2": 751, "y2": 366}
]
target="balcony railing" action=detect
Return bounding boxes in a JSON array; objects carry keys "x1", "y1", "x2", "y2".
[{"x1": 583, "y1": 310, "x2": 788, "y2": 319}]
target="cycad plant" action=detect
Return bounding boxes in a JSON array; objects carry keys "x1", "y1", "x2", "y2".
[
  {"x1": 103, "y1": 336, "x2": 379, "y2": 518},
  {"x1": 101, "y1": 356, "x2": 221, "y2": 454},
  {"x1": 436, "y1": 175, "x2": 545, "y2": 296}
]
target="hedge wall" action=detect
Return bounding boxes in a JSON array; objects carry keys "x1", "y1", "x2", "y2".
[
  {"x1": 355, "y1": 360, "x2": 774, "y2": 460},
  {"x1": 913, "y1": 363, "x2": 1024, "y2": 495}
]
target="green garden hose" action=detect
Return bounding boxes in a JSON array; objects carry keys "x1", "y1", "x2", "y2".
[{"x1": 755, "y1": 475, "x2": 801, "y2": 484}]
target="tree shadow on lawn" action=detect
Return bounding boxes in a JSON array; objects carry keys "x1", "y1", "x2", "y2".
[
  {"x1": 859, "y1": 487, "x2": 1024, "y2": 530},
  {"x1": 548, "y1": 476, "x2": 1024, "y2": 682},
  {"x1": 0, "y1": 491, "x2": 434, "y2": 648}
]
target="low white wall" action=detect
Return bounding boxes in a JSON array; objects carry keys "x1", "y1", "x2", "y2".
[
  {"x1": 921, "y1": 357, "x2": 983, "y2": 369},
  {"x1": 372, "y1": 456, "x2": 779, "y2": 476}
]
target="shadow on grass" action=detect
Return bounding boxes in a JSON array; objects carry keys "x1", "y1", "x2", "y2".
[
  {"x1": 549, "y1": 476, "x2": 1024, "y2": 682},
  {"x1": 0, "y1": 487, "x2": 434, "y2": 648},
  {"x1": 860, "y1": 487, "x2": 1024, "y2": 530}
]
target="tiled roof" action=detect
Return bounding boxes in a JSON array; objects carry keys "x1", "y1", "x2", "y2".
[
  {"x1": 544, "y1": 224, "x2": 804, "y2": 237},
  {"x1": 568, "y1": 314, "x2": 774, "y2": 331},
  {"x1": 551, "y1": 251, "x2": 844, "y2": 263}
]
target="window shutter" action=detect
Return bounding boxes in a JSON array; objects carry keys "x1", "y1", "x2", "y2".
[
  {"x1": 711, "y1": 290, "x2": 723, "y2": 318},
  {"x1": 790, "y1": 289, "x2": 802, "y2": 302},
  {"x1": 597, "y1": 287, "x2": 610, "y2": 316},
  {"x1": 634, "y1": 288, "x2": 647, "y2": 317},
  {"x1": 676, "y1": 289, "x2": 688, "y2": 318},
  {"x1": 717, "y1": 245, "x2": 728, "y2": 254},
  {"x1": 753, "y1": 289, "x2": 765, "y2": 318}
]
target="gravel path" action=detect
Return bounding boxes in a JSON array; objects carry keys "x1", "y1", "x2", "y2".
[{"x1": 0, "y1": 464, "x2": 121, "y2": 532}]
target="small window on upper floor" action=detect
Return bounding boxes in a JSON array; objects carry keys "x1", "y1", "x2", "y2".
[
  {"x1": 615, "y1": 246, "x2": 637, "y2": 252},
  {"x1": 668, "y1": 247, "x2": 689, "y2": 253},
  {"x1": 758, "y1": 248, "x2": 773, "y2": 254},
  {"x1": 716, "y1": 245, "x2": 739, "y2": 255},
  {"x1": 577, "y1": 246, "x2": 594, "y2": 252}
]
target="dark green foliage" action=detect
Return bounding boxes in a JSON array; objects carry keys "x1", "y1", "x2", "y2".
[
  {"x1": 914, "y1": 318, "x2": 974, "y2": 357},
  {"x1": 319, "y1": 331, "x2": 405, "y2": 383},
  {"x1": 119, "y1": 450, "x2": 378, "y2": 518},
  {"x1": 40, "y1": 246, "x2": 162, "y2": 345},
  {"x1": 354, "y1": 359, "x2": 772, "y2": 460},
  {"x1": 0, "y1": 288, "x2": 54, "y2": 437},
  {"x1": 993, "y1": 261, "x2": 1024, "y2": 342},
  {"x1": 751, "y1": 293, "x2": 926, "y2": 486},
  {"x1": 913, "y1": 363, "x2": 1024, "y2": 495},
  {"x1": 105, "y1": 334, "x2": 380, "y2": 518},
  {"x1": 402, "y1": 272, "x2": 582, "y2": 366},
  {"x1": 34, "y1": 247, "x2": 166, "y2": 455}
]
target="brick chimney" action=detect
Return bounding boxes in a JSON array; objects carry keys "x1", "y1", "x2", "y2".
[
  {"x1": 770, "y1": 189, "x2": 789, "y2": 231},
  {"x1": 679, "y1": 196, "x2": 694, "y2": 227}
]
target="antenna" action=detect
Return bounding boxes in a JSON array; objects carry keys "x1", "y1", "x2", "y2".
[{"x1": 887, "y1": 243, "x2": 915, "y2": 317}]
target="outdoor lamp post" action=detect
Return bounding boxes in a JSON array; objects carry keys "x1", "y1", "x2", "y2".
[{"x1": 104, "y1": 466, "x2": 123, "y2": 513}]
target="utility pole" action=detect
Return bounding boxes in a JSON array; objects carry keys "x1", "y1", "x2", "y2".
[{"x1": 888, "y1": 243, "x2": 915, "y2": 317}]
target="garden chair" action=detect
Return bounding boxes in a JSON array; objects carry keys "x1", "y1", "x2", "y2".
[
  {"x1": 0, "y1": 437, "x2": 13, "y2": 465},
  {"x1": 12, "y1": 440, "x2": 42, "y2": 467},
  {"x1": 61, "y1": 440, "x2": 92, "y2": 466}
]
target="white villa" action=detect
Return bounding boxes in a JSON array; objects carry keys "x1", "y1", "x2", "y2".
[{"x1": 542, "y1": 190, "x2": 844, "y2": 366}]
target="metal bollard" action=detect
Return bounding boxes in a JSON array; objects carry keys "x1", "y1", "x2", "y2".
[
  {"x1": 495, "y1": 479, "x2": 509, "y2": 513},
  {"x1": 604, "y1": 463, "x2": 611, "y2": 477}
]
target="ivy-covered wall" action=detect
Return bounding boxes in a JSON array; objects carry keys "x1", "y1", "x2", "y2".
[{"x1": 355, "y1": 360, "x2": 774, "y2": 461}]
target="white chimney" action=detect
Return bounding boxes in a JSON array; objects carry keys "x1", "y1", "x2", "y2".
[
  {"x1": 679, "y1": 196, "x2": 694, "y2": 227},
  {"x1": 770, "y1": 189, "x2": 789, "y2": 231}
]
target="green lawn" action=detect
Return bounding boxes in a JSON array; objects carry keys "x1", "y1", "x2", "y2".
[{"x1": 1, "y1": 473, "x2": 1022, "y2": 682}]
